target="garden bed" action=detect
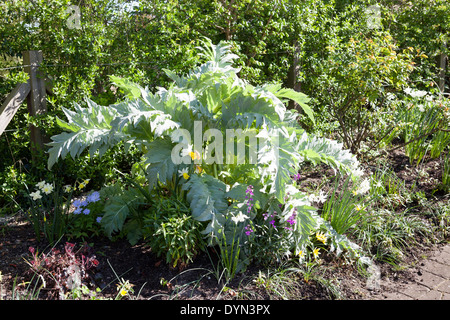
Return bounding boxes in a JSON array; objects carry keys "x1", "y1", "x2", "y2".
[{"x1": 1, "y1": 147, "x2": 448, "y2": 301}]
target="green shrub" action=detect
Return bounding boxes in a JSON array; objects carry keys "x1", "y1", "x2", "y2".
[{"x1": 315, "y1": 31, "x2": 419, "y2": 154}]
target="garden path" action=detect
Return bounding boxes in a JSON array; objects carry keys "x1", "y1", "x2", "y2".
[{"x1": 377, "y1": 243, "x2": 450, "y2": 300}]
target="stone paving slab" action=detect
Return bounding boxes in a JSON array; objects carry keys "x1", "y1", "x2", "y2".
[{"x1": 378, "y1": 244, "x2": 450, "y2": 300}]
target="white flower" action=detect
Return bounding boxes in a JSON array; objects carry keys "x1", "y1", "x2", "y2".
[
  {"x1": 63, "y1": 185, "x2": 72, "y2": 193},
  {"x1": 373, "y1": 180, "x2": 383, "y2": 189},
  {"x1": 356, "y1": 178, "x2": 371, "y2": 195},
  {"x1": 36, "y1": 181, "x2": 46, "y2": 190},
  {"x1": 181, "y1": 144, "x2": 193, "y2": 157},
  {"x1": 316, "y1": 190, "x2": 328, "y2": 203},
  {"x1": 231, "y1": 212, "x2": 249, "y2": 224},
  {"x1": 412, "y1": 90, "x2": 427, "y2": 98},
  {"x1": 406, "y1": 88, "x2": 427, "y2": 98},
  {"x1": 42, "y1": 183, "x2": 54, "y2": 195},
  {"x1": 30, "y1": 190, "x2": 42, "y2": 201},
  {"x1": 385, "y1": 92, "x2": 396, "y2": 101},
  {"x1": 351, "y1": 166, "x2": 365, "y2": 178},
  {"x1": 308, "y1": 191, "x2": 328, "y2": 204},
  {"x1": 417, "y1": 104, "x2": 425, "y2": 112}
]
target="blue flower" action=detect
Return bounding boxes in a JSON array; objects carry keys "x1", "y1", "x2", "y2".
[
  {"x1": 87, "y1": 191, "x2": 100, "y2": 203},
  {"x1": 74, "y1": 207, "x2": 82, "y2": 215},
  {"x1": 73, "y1": 199, "x2": 82, "y2": 208},
  {"x1": 83, "y1": 209, "x2": 90, "y2": 215},
  {"x1": 96, "y1": 217, "x2": 102, "y2": 223}
]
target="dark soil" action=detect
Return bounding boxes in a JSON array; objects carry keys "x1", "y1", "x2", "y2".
[{"x1": 1, "y1": 147, "x2": 448, "y2": 301}]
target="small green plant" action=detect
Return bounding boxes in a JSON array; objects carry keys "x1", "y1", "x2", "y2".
[
  {"x1": 321, "y1": 174, "x2": 370, "y2": 235},
  {"x1": 143, "y1": 196, "x2": 205, "y2": 269},
  {"x1": 396, "y1": 89, "x2": 450, "y2": 165},
  {"x1": 65, "y1": 285, "x2": 104, "y2": 300},
  {"x1": 440, "y1": 153, "x2": 450, "y2": 191},
  {"x1": 66, "y1": 190, "x2": 105, "y2": 240},
  {"x1": 9, "y1": 275, "x2": 43, "y2": 300},
  {"x1": 115, "y1": 278, "x2": 136, "y2": 300},
  {"x1": 354, "y1": 208, "x2": 432, "y2": 266},
  {"x1": 214, "y1": 227, "x2": 242, "y2": 284}
]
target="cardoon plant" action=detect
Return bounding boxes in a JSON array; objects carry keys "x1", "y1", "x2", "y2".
[{"x1": 47, "y1": 38, "x2": 363, "y2": 262}]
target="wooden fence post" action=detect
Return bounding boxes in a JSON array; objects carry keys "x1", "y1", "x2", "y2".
[
  {"x1": 287, "y1": 41, "x2": 302, "y2": 110},
  {"x1": 438, "y1": 42, "x2": 447, "y2": 93},
  {"x1": 23, "y1": 50, "x2": 47, "y2": 157}
]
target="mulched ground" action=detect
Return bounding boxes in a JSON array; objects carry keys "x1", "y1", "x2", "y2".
[{"x1": 0, "y1": 147, "x2": 448, "y2": 301}]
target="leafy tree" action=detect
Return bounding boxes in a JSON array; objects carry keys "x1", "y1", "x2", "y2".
[{"x1": 380, "y1": 0, "x2": 450, "y2": 89}]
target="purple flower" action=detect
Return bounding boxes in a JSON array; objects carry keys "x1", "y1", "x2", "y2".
[
  {"x1": 83, "y1": 209, "x2": 90, "y2": 215},
  {"x1": 245, "y1": 224, "x2": 254, "y2": 236},
  {"x1": 74, "y1": 207, "x2": 82, "y2": 215},
  {"x1": 287, "y1": 213, "x2": 297, "y2": 226},
  {"x1": 245, "y1": 185, "x2": 255, "y2": 214},
  {"x1": 293, "y1": 173, "x2": 301, "y2": 181},
  {"x1": 269, "y1": 220, "x2": 277, "y2": 230},
  {"x1": 96, "y1": 217, "x2": 102, "y2": 223}
]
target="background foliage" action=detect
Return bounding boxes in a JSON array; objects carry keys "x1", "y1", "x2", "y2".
[{"x1": 1, "y1": 0, "x2": 448, "y2": 234}]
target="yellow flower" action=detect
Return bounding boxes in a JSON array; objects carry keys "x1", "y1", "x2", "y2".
[
  {"x1": 78, "y1": 182, "x2": 85, "y2": 190},
  {"x1": 182, "y1": 145, "x2": 201, "y2": 161},
  {"x1": 316, "y1": 232, "x2": 327, "y2": 244},
  {"x1": 195, "y1": 165, "x2": 203, "y2": 174},
  {"x1": 313, "y1": 248, "x2": 320, "y2": 259},
  {"x1": 63, "y1": 185, "x2": 72, "y2": 193},
  {"x1": 297, "y1": 250, "x2": 305, "y2": 260},
  {"x1": 119, "y1": 289, "x2": 127, "y2": 297},
  {"x1": 178, "y1": 168, "x2": 190, "y2": 180},
  {"x1": 189, "y1": 151, "x2": 200, "y2": 160},
  {"x1": 83, "y1": 179, "x2": 90, "y2": 185},
  {"x1": 355, "y1": 205, "x2": 363, "y2": 211}
]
